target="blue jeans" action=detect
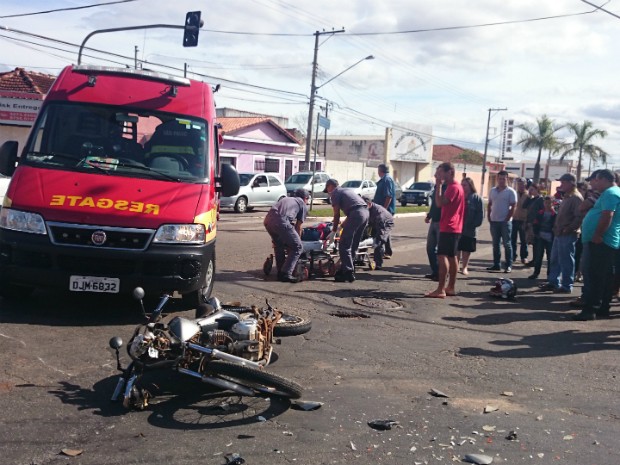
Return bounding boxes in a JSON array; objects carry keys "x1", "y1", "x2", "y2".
[
  {"x1": 426, "y1": 221, "x2": 440, "y2": 275},
  {"x1": 548, "y1": 233, "x2": 578, "y2": 291},
  {"x1": 490, "y1": 221, "x2": 513, "y2": 268}
]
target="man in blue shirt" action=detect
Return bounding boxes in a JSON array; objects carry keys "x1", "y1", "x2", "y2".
[
  {"x1": 573, "y1": 169, "x2": 620, "y2": 320},
  {"x1": 373, "y1": 163, "x2": 395, "y2": 257}
]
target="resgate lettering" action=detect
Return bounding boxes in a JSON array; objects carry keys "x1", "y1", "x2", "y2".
[{"x1": 49, "y1": 195, "x2": 160, "y2": 215}]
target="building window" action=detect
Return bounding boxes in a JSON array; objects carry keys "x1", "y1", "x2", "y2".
[
  {"x1": 299, "y1": 161, "x2": 322, "y2": 171},
  {"x1": 265, "y1": 158, "x2": 280, "y2": 173},
  {"x1": 254, "y1": 158, "x2": 265, "y2": 171},
  {"x1": 220, "y1": 156, "x2": 236, "y2": 166}
]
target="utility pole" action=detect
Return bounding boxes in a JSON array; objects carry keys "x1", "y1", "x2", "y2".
[
  {"x1": 134, "y1": 45, "x2": 138, "y2": 69},
  {"x1": 480, "y1": 107, "x2": 507, "y2": 199},
  {"x1": 304, "y1": 29, "x2": 345, "y2": 167}
]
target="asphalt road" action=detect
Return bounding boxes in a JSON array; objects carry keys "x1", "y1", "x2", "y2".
[{"x1": 1, "y1": 209, "x2": 619, "y2": 465}]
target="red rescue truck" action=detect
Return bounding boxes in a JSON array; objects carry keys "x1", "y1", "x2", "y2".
[{"x1": 0, "y1": 65, "x2": 239, "y2": 304}]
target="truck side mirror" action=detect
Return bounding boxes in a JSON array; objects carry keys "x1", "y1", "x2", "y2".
[
  {"x1": 217, "y1": 163, "x2": 240, "y2": 197},
  {"x1": 0, "y1": 141, "x2": 18, "y2": 176}
]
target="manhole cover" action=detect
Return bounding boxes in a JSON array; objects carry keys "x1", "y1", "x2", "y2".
[
  {"x1": 352, "y1": 296, "x2": 403, "y2": 310},
  {"x1": 329, "y1": 311, "x2": 370, "y2": 319}
]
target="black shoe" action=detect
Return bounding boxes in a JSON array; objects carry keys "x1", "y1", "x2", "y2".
[
  {"x1": 486, "y1": 265, "x2": 501, "y2": 271},
  {"x1": 524, "y1": 261, "x2": 534, "y2": 267},
  {"x1": 425, "y1": 273, "x2": 438, "y2": 280},
  {"x1": 279, "y1": 274, "x2": 299, "y2": 283},
  {"x1": 572, "y1": 311, "x2": 596, "y2": 321},
  {"x1": 335, "y1": 270, "x2": 355, "y2": 282},
  {"x1": 528, "y1": 274, "x2": 539, "y2": 280}
]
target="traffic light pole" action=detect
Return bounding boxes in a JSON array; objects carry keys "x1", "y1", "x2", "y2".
[
  {"x1": 480, "y1": 107, "x2": 507, "y2": 199},
  {"x1": 78, "y1": 12, "x2": 203, "y2": 65}
]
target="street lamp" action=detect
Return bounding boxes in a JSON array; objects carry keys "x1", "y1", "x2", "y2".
[{"x1": 304, "y1": 55, "x2": 375, "y2": 166}]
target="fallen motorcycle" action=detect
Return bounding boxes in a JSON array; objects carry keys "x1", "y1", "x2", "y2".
[{"x1": 109, "y1": 288, "x2": 311, "y2": 410}]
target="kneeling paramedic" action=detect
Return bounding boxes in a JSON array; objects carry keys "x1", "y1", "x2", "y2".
[
  {"x1": 362, "y1": 196, "x2": 394, "y2": 269},
  {"x1": 263, "y1": 188, "x2": 309, "y2": 283},
  {"x1": 324, "y1": 178, "x2": 369, "y2": 282}
]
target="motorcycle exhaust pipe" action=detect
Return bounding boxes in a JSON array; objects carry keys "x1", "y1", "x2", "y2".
[
  {"x1": 186, "y1": 343, "x2": 262, "y2": 369},
  {"x1": 177, "y1": 367, "x2": 255, "y2": 397}
]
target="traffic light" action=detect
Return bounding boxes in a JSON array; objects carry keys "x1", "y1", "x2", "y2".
[{"x1": 183, "y1": 11, "x2": 201, "y2": 47}]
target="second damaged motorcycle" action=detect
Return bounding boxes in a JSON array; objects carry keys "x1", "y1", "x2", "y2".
[{"x1": 109, "y1": 288, "x2": 311, "y2": 410}]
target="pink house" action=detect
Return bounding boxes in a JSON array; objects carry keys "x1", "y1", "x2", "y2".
[{"x1": 218, "y1": 117, "x2": 311, "y2": 181}]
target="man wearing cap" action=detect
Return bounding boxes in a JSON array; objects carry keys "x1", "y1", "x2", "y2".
[
  {"x1": 362, "y1": 196, "x2": 394, "y2": 270},
  {"x1": 573, "y1": 169, "x2": 620, "y2": 320},
  {"x1": 539, "y1": 173, "x2": 583, "y2": 294},
  {"x1": 373, "y1": 163, "x2": 396, "y2": 258},
  {"x1": 325, "y1": 179, "x2": 369, "y2": 282},
  {"x1": 511, "y1": 177, "x2": 530, "y2": 265},
  {"x1": 263, "y1": 188, "x2": 309, "y2": 283}
]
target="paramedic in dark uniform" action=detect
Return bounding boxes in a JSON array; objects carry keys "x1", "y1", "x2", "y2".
[
  {"x1": 263, "y1": 188, "x2": 309, "y2": 283},
  {"x1": 324, "y1": 179, "x2": 369, "y2": 282},
  {"x1": 362, "y1": 196, "x2": 394, "y2": 270}
]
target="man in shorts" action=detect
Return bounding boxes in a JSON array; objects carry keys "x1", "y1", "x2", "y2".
[{"x1": 425, "y1": 162, "x2": 465, "y2": 298}]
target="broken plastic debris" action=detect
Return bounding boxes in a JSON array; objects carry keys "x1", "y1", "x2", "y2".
[
  {"x1": 484, "y1": 405, "x2": 499, "y2": 413},
  {"x1": 225, "y1": 453, "x2": 246, "y2": 465},
  {"x1": 536, "y1": 415, "x2": 543, "y2": 421},
  {"x1": 505, "y1": 431, "x2": 518, "y2": 440},
  {"x1": 463, "y1": 453, "x2": 493, "y2": 464},
  {"x1": 367, "y1": 419, "x2": 400, "y2": 430},
  {"x1": 563, "y1": 434, "x2": 574, "y2": 440},
  {"x1": 501, "y1": 391, "x2": 514, "y2": 397},
  {"x1": 283, "y1": 431, "x2": 293, "y2": 436},
  {"x1": 61, "y1": 449, "x2": 83, "y2": 457},
  {"x1": 410, "y1": 445, "x2": 417, "y2": 452},
  {"x1": 430, "y1": 388, "x2": 449, "y2": 398},
  {"x1": 257, "y1": 416, "x2": 267, "y2": 422},
  {"x1": 291, "y1": 400, "x2": 323, "y2": 411},
  {"x1": 350, "y1": 441, "x2": 357, "y2": 451},
  {"x1": 237, "y1": 434, "x2": 254, "y2": 439},
  {"x1": 482, "y1": 425, "x2": 496, "y2": 432}
]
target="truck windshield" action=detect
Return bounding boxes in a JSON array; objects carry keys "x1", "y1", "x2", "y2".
[{"x1": 23, "y1": 102, "x2": 209, "y2": 182}]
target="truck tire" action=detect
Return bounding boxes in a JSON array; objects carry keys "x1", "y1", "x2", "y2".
[{"x1": 182, "y1": 252, "x2": 215, "y2": 306}]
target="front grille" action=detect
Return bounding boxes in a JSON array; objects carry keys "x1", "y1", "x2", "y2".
[
  {"x1": 57, "y1": 255, "x2": 136, "y2": 275},
  {"x1": 48, "y1": 222, "x2": 155, "y2": 251}
]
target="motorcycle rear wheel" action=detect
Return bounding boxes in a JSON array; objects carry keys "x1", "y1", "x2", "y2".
[{"x1": 204, "y1": 360, "x2": 303, "y2": 399}]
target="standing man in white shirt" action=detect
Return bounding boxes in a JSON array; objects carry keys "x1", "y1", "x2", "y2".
[{"x1": 487, "y1": 171, "x2": 517, "y2": 273}]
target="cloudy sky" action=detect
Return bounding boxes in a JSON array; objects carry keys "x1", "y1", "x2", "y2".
[{"x1": 1, "y1": 0, "x2": 619, "y2": 169}]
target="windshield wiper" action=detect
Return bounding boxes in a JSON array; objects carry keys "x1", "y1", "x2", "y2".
[{"x1": 112, "y1": 161, "x2": 181, "y2": 182}]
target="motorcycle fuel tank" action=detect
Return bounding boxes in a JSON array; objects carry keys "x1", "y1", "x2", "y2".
[{"x1": 168, "y1": 317, "x2": 200, "y2": 342}]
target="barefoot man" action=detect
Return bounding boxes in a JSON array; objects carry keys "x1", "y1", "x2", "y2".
[{"x1": 425, "y1": 162, "x2": 465, "y2": 298}]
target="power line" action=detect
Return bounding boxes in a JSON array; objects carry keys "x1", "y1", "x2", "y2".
[
  {"x1": 201, "y1": 8, "x2": 598, "y2": 37},
  {"x1": 0, "y1": 0, "x2": 141, "y2": 19}
]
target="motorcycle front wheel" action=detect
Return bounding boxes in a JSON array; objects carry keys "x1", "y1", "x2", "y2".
[
  {"x1": 203, "y1": 361, "x2": 303, "y2": 399},
  {"x1": 273, "y1": 314, "x2": 312, "y2": 337}
]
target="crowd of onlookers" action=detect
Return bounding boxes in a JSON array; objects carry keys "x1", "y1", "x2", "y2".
[
  {"x1": 423, "y1": 165, "x2": 620, "y2": 320},
  {"x1": 264, "y1": 160, "x2": 620, "y2": 321}
]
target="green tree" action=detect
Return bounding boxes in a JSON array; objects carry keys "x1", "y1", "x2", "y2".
[
  {"x1": 561, "y1": 121, "x2": 608, "y2": 181},
  {"x1": 516, "y1": 115, "x2": 564, "y2": 183}
]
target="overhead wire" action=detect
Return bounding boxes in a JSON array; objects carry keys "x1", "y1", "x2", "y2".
[{"x1": 0, "y1": 0, "x2": 142, "y2": 19}]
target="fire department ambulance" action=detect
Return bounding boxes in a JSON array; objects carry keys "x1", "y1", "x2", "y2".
[{"x1": 0, "y1": 65, "x2": 239, "y2": 304}]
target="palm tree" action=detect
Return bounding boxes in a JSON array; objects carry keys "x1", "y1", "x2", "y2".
[
  {"x1": 516, "y1": 115, "x2": 564, "y2": 183},
  {"x1": 561, "y1": 121, "x2": 608, "y2": 180}
]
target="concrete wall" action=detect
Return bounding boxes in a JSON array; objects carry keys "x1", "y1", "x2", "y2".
[{"x1": 0, "y1": 125, "x2": 30, "y2": 150}]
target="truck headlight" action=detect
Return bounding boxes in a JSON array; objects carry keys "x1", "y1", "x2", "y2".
[
  {"x1": 153, "y1": 224, "x2": 205, "y2": 244},
  {"x1": 0, "y1": 208, "x2": 47, "y2": 234}
]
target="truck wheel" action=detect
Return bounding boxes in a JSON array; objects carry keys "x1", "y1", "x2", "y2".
[
  {"x1": 182, "y1": 254, "x2": 215, "y2": 306},
  {"x1": 400, "y1": 199, "x2": 407, "y2": 207},
  {"x1": 234, "y1": 197, "x2": 248, "y2": 213},
  {"x1": 0, "y1": 282, "x2": 34, "y2": 300}
]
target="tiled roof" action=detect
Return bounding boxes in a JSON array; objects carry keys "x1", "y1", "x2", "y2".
[
  {"x1": 0, "y1": 68, "x2": 56, "y2": 96},
  {"x1": 433, "y1": 144, "x2": 483, "y2": 164},
  {"x1": 218, "y1": 117, "x2": 300, "y2": 144}
]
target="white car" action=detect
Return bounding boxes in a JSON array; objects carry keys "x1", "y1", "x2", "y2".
[
  {"x1": 220, "y1": 172, "x2": 287, "y2": 213},
  {"x1": 341, "y1": 179, "x2": 377, "y2": 198}
]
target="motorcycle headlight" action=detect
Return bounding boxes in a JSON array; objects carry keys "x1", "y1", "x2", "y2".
[
  {"x1": 0, "y1": 208, "x2": 47, "y2": 234},
  {"x1": 153, "y1": 224, "x2": 205, "y2": 244}
]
